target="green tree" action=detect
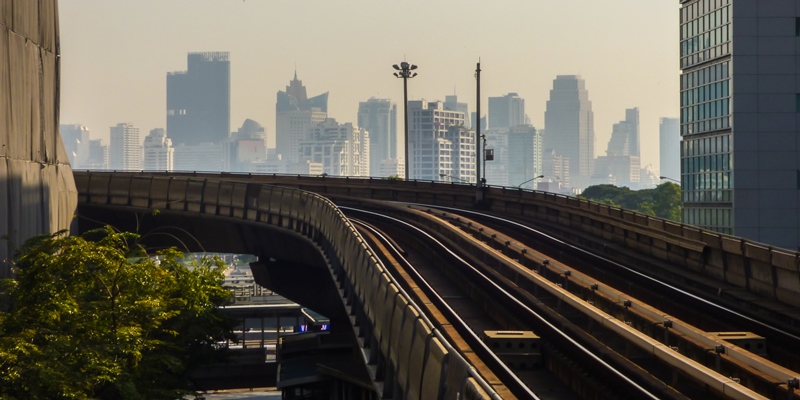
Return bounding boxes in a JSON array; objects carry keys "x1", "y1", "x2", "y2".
[
  {"x1": 652, "y1": 182, "x2": 682, "y2": 221},
  {"x1": 0, "y1": 227, "x2": 236, "y2": 400},
  {"x1": 581, "y1": 182, "x2": 682, "y2": 222}
]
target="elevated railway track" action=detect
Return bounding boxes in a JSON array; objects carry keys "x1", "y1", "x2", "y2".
[
  {"x1": 74, "y1": 171, "x2": 800, "y2": 399},
  {"x1": 339, "y1": 199, "x2": 800, "y2": 399}
]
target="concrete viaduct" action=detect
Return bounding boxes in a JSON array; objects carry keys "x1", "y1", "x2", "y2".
[{"x1": 73, "y1": 170, "x2": 800, "y2": 399}]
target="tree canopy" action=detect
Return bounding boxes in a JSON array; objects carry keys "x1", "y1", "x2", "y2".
[
  {"x1": 0, "y1": 227, "x2": 236, "y2": 400},
  {"x1": 580, "y1": 182, "x2": 682, "y2": 221}
]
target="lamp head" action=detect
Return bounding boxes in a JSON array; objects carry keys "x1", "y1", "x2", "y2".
[
  {"x1": 400, "y1": 61, "x2": 409, "y2": 69},
  {"x1": 392, "y1": 64, "x2": 400, "y2": 70},
  {"x1": 410, "y1": 64, "x2": 418, "y2": 70}
]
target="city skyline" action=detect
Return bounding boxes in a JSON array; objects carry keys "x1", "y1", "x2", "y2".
[{"x1": 58, "y1": 1, "x2": 679, "y2": 173}]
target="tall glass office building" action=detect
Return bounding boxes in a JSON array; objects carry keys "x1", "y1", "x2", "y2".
[
  {"x1": 167, "y1": 52, "x2": 231, "y2": 146},
  {"x1": 680, "y1": 0, "x2": 800, "y2": 249}
]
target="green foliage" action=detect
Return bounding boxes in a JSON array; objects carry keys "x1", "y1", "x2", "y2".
[
  {"x1": 581, "y1": 182, "x2": 682, "y2": 222},
  {"x1": 385, "y1": 175, "x2": 403, "y2": 181},
  {"x1": 0, "y1": 227, "x2": 236, "y2": 400}
]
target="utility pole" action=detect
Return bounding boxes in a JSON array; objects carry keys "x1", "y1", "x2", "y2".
[{"x1": 475, "y1": 61, "x2": 483, "y2": 203}]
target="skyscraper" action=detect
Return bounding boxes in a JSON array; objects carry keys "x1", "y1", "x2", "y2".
[
  {"x1": 544, "y1": 75, "x2": 595, "y2": 189},
  {"x1": 488, "y1": 93, "x2": 526, "y2": 130},
  {"x1": 679, "y1": 0, "x2": 800, "y2": 249},
  {"x1": 224, "y1": 119, "x2": 268, "y2": 172},
  {"x1": 275, "y1": 73, "x2": 328, "y2": 163},
  {"x1": 357, "y1": 98, "x2": 397, "y2": 176},
  {"x1": 606, "y1": 108, "x2": 640, "y2": 157},
  {"x1": 60, "y1": 124, "x2": 90, "y2": 168},
  {"x1": 143, "y1": 128, "x2": 174, "y2": 171},
  {"x1": 407, "y1": 100, "x2": 474, "y2": 182},
  {"x1": 592, "y1": 108, "x2": 640, "y2": 188},
  {"x1": 507, "y1": 125, "x2": 543, "y2": 190},
  {"x1": 300, "y1": 118, "x2": 369, "y2": 177},
  {"x1": 659, "y1": 117, "x2": 680, "y2": 181},
  {"x1": 444, "y1": 95, "x2": 470, "y2": 129},
  {"x1": 166, "y1": 52, "x2": 231, "y2": 146},
  {"x1": 109, "y1": 123, "x2": 140, "y2": 171}
]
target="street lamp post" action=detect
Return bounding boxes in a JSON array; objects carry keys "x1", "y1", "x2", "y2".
[
  {"x1": 659, "y1": 176, "x2": 680, "y2": 184},
  {"x1": 517, "y1": 175, "x2": 544, "y2": 189},
  {"x1": 393, "y1": 62, "x2": 418, "y2": 180},
  {"x1": 439, "y1": 173, "x2": 469, "y2": 183}
]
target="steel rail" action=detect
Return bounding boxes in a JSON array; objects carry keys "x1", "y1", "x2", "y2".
[
  {"x1": 343, "y1": 206, "x2": 661, "y2": 400},
  {"x1": 420, "y1": 204, "x2": 800, "y2": 391},
  {"x1": 351, "y1": 216, "x2": 536, "y2": 400}
]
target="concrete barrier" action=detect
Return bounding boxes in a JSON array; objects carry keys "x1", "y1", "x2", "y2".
[{"x1": 76, "y1": 172, "x2": 498, "y2": 399}]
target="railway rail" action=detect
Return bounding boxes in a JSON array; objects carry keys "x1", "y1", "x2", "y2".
[
  {"x1": 344, "y1": 206, "x2": 667, "y2": 400},
  {"x1": 339, "y1": 199, "x2": 800, "y2": 399}
]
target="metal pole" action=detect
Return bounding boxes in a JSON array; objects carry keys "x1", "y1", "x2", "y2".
[
  {"x1": 403, "y1": 75, "x2": 409, "y2": 180},
  {"x1": 475, "y1": 61, "x2": 482, "y2": 202}
]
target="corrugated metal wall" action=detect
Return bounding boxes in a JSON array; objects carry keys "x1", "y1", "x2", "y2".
[{"x1": 0, "y1": 1, "x2": 77, "y2": 277}]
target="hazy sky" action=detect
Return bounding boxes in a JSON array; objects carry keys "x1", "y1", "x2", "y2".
[{"x1": 59, "y1": 0, "x2": 680, "y2": 171}]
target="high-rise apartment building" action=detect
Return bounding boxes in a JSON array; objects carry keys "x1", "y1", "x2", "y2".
[
  {"x1": 60, "y1": 124, "x2": 90, "y2": 168},
  {"x1": 166, "y1": 52, "x2": 231, "y2": 146},
  {"x1": 407, "y1": 100, "x2": 474, "y2": 182},
  {"x1": 299, "y1": 118, "x2": 369, "y2": 177},
  {"x1": 444, "y1": 95, "x2": 471, "y2": 129},
  {"x1": 488, "y1": 93, "x2": 526, "y2": 130},
  {"x1": 142, "y1": 128, "x2": 174, "y2": 171},
  {"x1": 659, "y1": 117, "x2": 680, "y2": 181},
  {"x1": 276, "y1": 73, "x2": 328, "y2": 163},
  {"x1": 544, "y1": 75, "x2": 595, "y2": 189},
  {"x1": 507, "y1": 125, "x2": 543, "y2": 190},
  {"x1": 357, "y1": 98, "x2": 398, "y2": 176},
  {"x1": 109, "y1": 123, "x2": 141, "y2": 171},
  {"x1": 679, "y1": 0, "x2": 800, "y2": 249}
]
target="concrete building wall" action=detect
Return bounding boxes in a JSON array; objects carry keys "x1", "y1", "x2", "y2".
[{"x1": 0, "y1": 1, "x2": 78, "y2": 277}]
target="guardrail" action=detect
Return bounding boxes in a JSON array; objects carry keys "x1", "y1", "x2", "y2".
[
  {"x1": 79, "y1": 171, "x2": 800, "y2": 314},
  {"x1": 74, "y1": 171, "x2": 499, "y2": 400}
]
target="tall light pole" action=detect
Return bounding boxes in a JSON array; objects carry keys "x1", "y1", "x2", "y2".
[
  {"x1": 475, "y1": 61, "x2": 482, "y2": 202},
  {"x1": 393, "y1": 62, "x2": 417, "y2": 180},
  {"x1": 517, "y1": 174, "x2": 544, "y2": 189}
]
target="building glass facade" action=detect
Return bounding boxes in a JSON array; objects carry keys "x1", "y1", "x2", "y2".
[{"x1": 679, "y1": 0, "x2": 733, "y2": 234}]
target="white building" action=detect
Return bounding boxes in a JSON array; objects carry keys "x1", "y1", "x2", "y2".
[
  {"x1": 143, "y1": 128, "x2": 173, "y2": 171},
  {"x1": 299, "y1": 118, "x2": 369, "y2": 177},
  {"x1": 407, "y1": 100, "x2": 474, "y2": 183},
  {"x1": 378, "y1": 158, "x2": 405, "y2": 179},
  {"x1": 109, "y1": 123, "x2": 140, "y2": 171}
]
